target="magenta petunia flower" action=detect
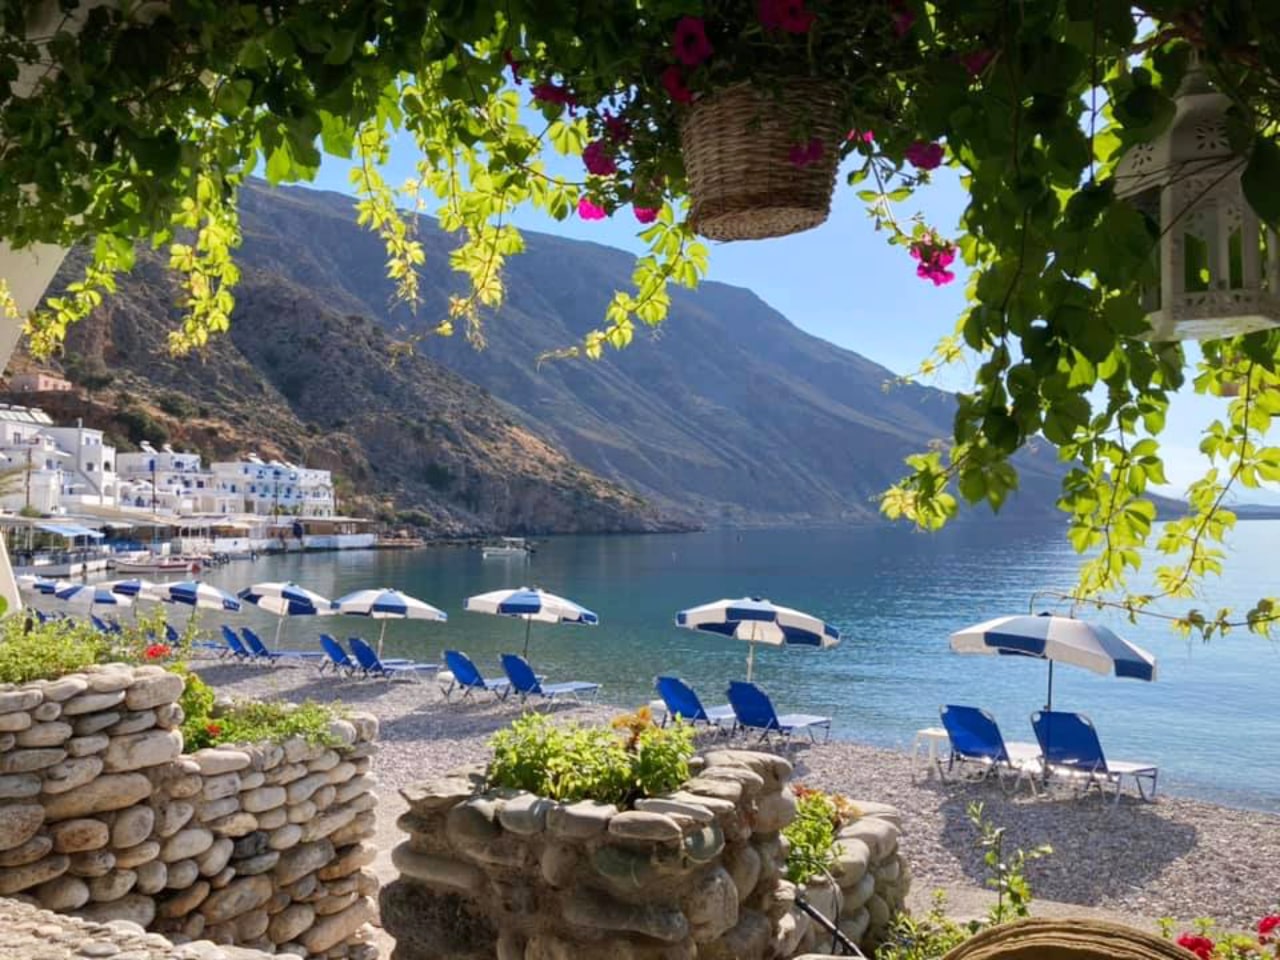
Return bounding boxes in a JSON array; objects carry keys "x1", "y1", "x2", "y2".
[
  {"x1": 633, "y1": 206, "x2": 659, "y2": 224},
  {"x1": 582, "y1": 140, "x2": 618, "y2": 177},
  {"x1": 909, "y1": 238, "x2": 957, "y2": 286},
  {"x1": 890, "y1": 0, "x2": 916, "y2": 37},
  {"x1": 603, "y1": 111, "x2": 631, "y2": 144},
  {"x1": 672, "y1": 16, "x2": 713, "y2": 66},
  {"x1": 760, "y1": 0, "x2": 815, "y2": 32},
  {"x1": 577, "y1": 197, "x2": 608, "y2": 220},
  {"x1": 960, "y1": 49, "x2": 995, "y2": 77},
  {"x1": 662, "y1": 65, "x2": 693, "y2": 104},
  {"x1": 904, "y1": 140, "x2": 945, "y2": 170},
  {"x1": 531, "y1": 81, "x2": 576, "y2": 107},
  {"x1": 846, "y1": 128, "x2": 875, "y2": 144}
]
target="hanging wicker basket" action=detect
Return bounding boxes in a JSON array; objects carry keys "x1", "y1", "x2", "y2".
[
  {"x1": 942, "y1": 919, "x2": 1195, "y2": 960},
  {"x1": 680, "y1": 80, "x2": 845, "y2": 242}
]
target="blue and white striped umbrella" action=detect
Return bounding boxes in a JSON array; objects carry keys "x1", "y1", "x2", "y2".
[
  {"x1": 675, "y1": 596, "x2": 841, "y2": 681},
  {"x1": 464, "y1": 587, "x2": 598, "y2": 656},
  {"x1": 949, "y1": 613, "x2": 1157, "y2": 710},
  {"x1": 331, "y1": 588, "x2": 447, "y2": 656},
  {"x1": 144, "y1": 580, "x2": 242, "y2": 613},
  {"x1": 18, "y1": 575, "x2": 68, "y2": 596},
  {"x1": 239, "y1": 581, "x2": 334, "y2": 651},
  {"x1": 54, "y1": 584, "x2": 133, "y2": 610},
  {"x1": 102, "y1": 578, "x2": 158, "y2": 599}
]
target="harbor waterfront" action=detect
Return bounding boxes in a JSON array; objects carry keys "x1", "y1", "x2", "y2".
[{"x1": 165, "y1": 519, "x2": 1280, "y2": 814}]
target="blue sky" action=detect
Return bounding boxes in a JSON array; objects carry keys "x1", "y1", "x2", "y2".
[{"x1": 307, "y1": 137, "x2": 1260, "y2": 502}]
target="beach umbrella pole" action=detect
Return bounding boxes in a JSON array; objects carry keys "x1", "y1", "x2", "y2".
[
  {"x1": 377, "y1": 620, "x2": 387, "y2": 659},
  {"x1": 522, "y1": 617, "x2": 532, "y2": 657},
  {"x1": 1046, "y1": 660, "x2": 1054, "y2": 712},
  {"x1": 274, "y1": 615, "x2": 285, "y2": 652}
]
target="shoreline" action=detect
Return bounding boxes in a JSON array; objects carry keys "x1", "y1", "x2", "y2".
[{"x1": 193, "y1": 657, "x2": 1280, "y2": 931}]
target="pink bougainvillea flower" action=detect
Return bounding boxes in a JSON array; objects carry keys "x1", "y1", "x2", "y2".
[
  {"x1": 531, "y1": 81, "x2": 576, "y2": 107},
  {"x1": 905, "y1": 140, "x2": 945, "y2": 170},
  {"x1": 788, "y1": 137, "x2": 825, "y2": 168},
  {"x1": 603, "y1": 111, "x2": 631, "y2": 144},
  {"x1": 890, "y1": 0, "x2": 916, "y2": 37},
  {"x1": 960, "y1": 48, "x2": 995, "y2": 77},
  {"x1": 1176, "y1": 935, "x2": 1215, "y2": 960},
  {"x1": 1258, "y1": 916, "x2": 1280, "y2": 941},
  {"x1": 662, "y1": 65, "x2": 693, "y2": 104},
  {"x1": 577, "y1": 197, "x2": 608, "y2": 220},
  {"x1": 909, "y1": 235, "x2": 957, "y2": 286},
  {"x1": 846, "y1": 128, "x2": 875, "y2": 144},
  {"x1": 502, "y1": 49, "x2": 523, "y2": 85},
  {"x1": 633, "y1": 205, "x2": 659, "y2": 224},
  {"x1": 672, "y1": 16, "x2": 713, "y2": 66},
  {"x1": 582, "y1": 140, "x2": 618, "y2": 177},
  {"x1": 760, "y1": 0, "x2": 815, "y2": 33}
]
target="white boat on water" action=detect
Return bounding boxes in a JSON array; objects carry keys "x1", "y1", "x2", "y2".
[
  {"x1": 481, "y1": 537, "x2": 531, "y2": 559},
  {"x1": 112, "y1": 553, "x2": 202, "y2": 574}
]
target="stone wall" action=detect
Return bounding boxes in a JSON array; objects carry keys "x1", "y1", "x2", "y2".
[
  {"x1": 787, "y1": 801, "x2": 909, "y2": 955},
  {"x1": 0, "y1": 663, "x2": 380, "y2": 959},
  {"x1": 0, "y1": 895, "x2": 288, "y2": 960},
  {"x1": 383, "y1": 747, "x2": 879, "y2": 960}
]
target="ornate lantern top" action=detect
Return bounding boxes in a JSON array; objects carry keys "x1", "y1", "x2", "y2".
[{"x1": 1115, "y1": 64, "x2": 1244, "y2": 202}]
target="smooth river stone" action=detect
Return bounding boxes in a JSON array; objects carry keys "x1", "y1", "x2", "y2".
[
  {"x1": 41, "y1": 756, "x2": 104, "y2": 795},
  {"x1": 308, "y1": 750, "x2": 341, "y2": 773},
  {"x1": 110, "y1": 806, "x2": 156, "y2": 848},
  {"x1": 205, "y1": 811, "x2": 258, "y2": 837},
  {"x1": 268, "y1": 824, "x2": 303, "y2": 851},
  {"x1": 153, "y1": 800, "x2": 195, "y2": 838},
  {"x1": 190, "y1": 748, "x2": 251, "y2": 776},
  {"x1": 114, "y1": 840, "x2": 161, "y2": 870},
  {"x1": 134, "y1": 860, "x2": 167, "y2": 895},
  {"x1": 85, "y1": 669, "x2": 133, "y2": 693},
  {"x1": 1, "y1": 748, "x2": 66, "y2": 773},
  {"x1": 41, "y1": 773, "x2": 152, "y2": 819},
  {"x1": 16, "y1": 721, "x2": 72, "y2": 747},
  {"x1": 161, "y1": 827, "x2": 215, "y2": 862},
  {"x1": 72, "y1": 713, "x2": 120, "y2": 736},
  {"x1": 35, "y1": 874, "x2": 90, "y2": 911},
  {"x1": 268, "y1": 903, "x2": 315, "y2": 944},
  {"x1": 0, "y1": 689, "x2": 42, "y2": 713},
  {"x1": 49, "y1": 818, "x2": 110, "y2": 853},
  {"x1": 316, "y1": 843, "x2": 376, "y2": 881},
  {"x1": 197, "y1": 797, "x2": 240, "y2": 823},
  {"x1": 546, "y1": 800, "x2": 617, "y2": 839},
  {"x1": 158, "y1": 878, "x2": 211, "y2": 918},
  {"x1": 241, "y1": 785, "x2": 286, "y2": 813},
  {"x1": 196, "y1": 836, "x2": 234, "y2": 877},
  {"x1": 256, "y1": 807, "x2": 288, "y2": 831},
  {"x1": 0, "y1": 710, "x2": 32, "y2": 732},
  {"x1": 0, "y1": 853, "x2": 69, "y2": 894},
  {"x1": 607, "y1": 810, "x2": 683, "y2": 842},
  {"x1": 31, "y1": 701, "x2": 61, "y2": 722},
  {"x1": 124, "y1": 671, "x2": 184, "y2": 710},
  {"x1": 166, "y1": 858, "x2": 200, "y2": 889},
  {"x1": 299, "y1": 897, "x2": 374, "y2": 955},
  {"x1": 106, "y1": 710, "x2": 158, "y2": 736},
  {"x1": 334, "y1": 774, "x2": 375, "y2": 805},
  {"x1": 61, "y1": 690, "x2": 126, "y2": 715},
  {"x1": 75, "y1": 892, "x2": 156, "y2": 927},
  {"x1": 200, "y1": 771, "x2": 242, "y2": 801},
  {"x1": 0, "y1": 773, "x2": 41, "y2": 799},
  {"x1": 200, "y1": 874, "x2": 274, "y2": 923},
  {"x1": 88, "y1": 868, "x2": 137, "y2": 903},
  {"x1": 154, "y1": 702, "x2": 184, "y2": 729},
  {"x1": 66, "y1": 849, "x2": 115, "y2": 878},
  {"x1": 273, "y1": 839, "x2": 335, "y2": 886},
  {"x1": 40, "y1": 676, "x2": 88, "y2": 702},
  {"x1": 103, "y1": 728, "x2": 182, "y2": 772},
  {"x1": 0, "y1": 834, "x2": 53, "y2": 867},
  {"x1": 66, "y1": 734, "x2": 109, "y2": 757},
  {"x1": 0, "y1": 802, "x2": 45, "y2": 851}
]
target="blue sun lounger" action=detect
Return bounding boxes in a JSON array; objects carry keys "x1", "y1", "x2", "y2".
[
  {"x1": 655, "y1": 676, "x2": 736, "y2": 731},
  {"x1": 219, "y1": 624, "x2": 256, "y2": 661},
  {"x1": 726, "y1": 681, "x2": 831, "y2": 744},
  {"x1": 241, "y1": 627, "x2": 326, "y2": 665},
  {"x1": 320, "y1": 635, "x2": 359, "y2": 675},
  {"x1": 500, "y1": 654, "x2": 600, "y2": 707},
  {"x1": 1031, "y1": 710, "x2": 1159, "y2": 804},
  {"x1": 348, "y1": 637, "x2": 438, "y2": 681},
  {"x1": 939, "y1": 704, "x2": 1042, "y2": 793},
  {"x1": 441, "y1": 650, "x2": 512, "y2": 701}
]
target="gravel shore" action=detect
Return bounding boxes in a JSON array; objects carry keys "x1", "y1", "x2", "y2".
[{"x1": 195, "y1": 659, "x2": 1280, "y2": 932}]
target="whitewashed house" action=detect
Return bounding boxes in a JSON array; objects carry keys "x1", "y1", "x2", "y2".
[
  {"x1": 116, "y1": 443, "x2": 243, "y2": 515},
  {"x1": 0, "y1": 406, "x2": 66, "y2": 514},
  {"x1": 211, "y1": 455, "x2": 335, "y2": 518}
]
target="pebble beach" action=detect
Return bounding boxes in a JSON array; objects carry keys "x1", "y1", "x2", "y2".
[{"x1": 193, "y1": 658, "x2": 1280, "y2": 936}]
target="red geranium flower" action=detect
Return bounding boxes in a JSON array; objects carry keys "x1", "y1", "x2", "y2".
[
  {"x1": 661, "y1": 66, "x2": 693, "y2": 104},
  {"x1": 204, "y1": 722, "x2": 222, "y2": 738},
  {"x1": 144, "y1": 643, "x2": 170, "y2": 660},
  {"x1": 1258, "y1": 916, "x2": 1280, "y2": 941},
  {"x1": 1176, "y1": 934, "x2": 1216, "y2": 960},
  {"x1": 672, "y1": 17, "x2": 713, "y2": 66}
]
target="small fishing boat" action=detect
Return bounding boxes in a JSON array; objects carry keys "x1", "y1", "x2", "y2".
[
  {"x1": 112, "y1": 553, "x2": 202, "y2": 574},
  {"x1": 481, "y1": 537, "x2": 531, "y2": 559}
]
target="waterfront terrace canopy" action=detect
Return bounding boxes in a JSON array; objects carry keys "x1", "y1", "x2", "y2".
[{"x1": 2, "y1": 2, "x2": 1280, "y2": 637}]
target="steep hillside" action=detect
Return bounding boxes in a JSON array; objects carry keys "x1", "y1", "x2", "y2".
[
  {"x1": 234, "y1": 183, "x2": 1065, "y2": 523},
  {"x1": 26, "y1": 250, "x2": 687, "y2": 537}
]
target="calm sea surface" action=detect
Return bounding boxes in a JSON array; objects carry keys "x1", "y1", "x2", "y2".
[{"x1": 187, "y1": 521, "x2": 1280, "y2": 812}]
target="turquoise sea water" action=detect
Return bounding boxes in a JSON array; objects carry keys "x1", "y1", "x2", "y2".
[{"x1": 189, "y1": 521, "x2": 1280, "y2": 812}]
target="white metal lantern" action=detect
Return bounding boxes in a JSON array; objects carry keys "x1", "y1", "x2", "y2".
[{"x1": 1114, "y1": 64, "x2": 1280, "y2": 341}]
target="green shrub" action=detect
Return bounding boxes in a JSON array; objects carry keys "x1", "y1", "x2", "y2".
[
  {"x1": 0, "y1": 616, "x2": 111, "y2": 684},
  {"x1": 179, "y1": 675, "x2": 341, "y2": 752},
  {"x1": 783, "y1": 785, "x2": 842, "y2": 885},
  {"x1": 487, "y1": 710, "x2": 694, "y2": 807}
]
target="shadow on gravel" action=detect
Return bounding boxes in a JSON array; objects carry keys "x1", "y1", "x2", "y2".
[{"x1": 934, "y1": 781, "x2": 1196, "y2": 906}]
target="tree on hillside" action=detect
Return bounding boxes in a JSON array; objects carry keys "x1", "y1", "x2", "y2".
[{"x1": 2, "y1": 0, "x2": 1279, "y2": 635}]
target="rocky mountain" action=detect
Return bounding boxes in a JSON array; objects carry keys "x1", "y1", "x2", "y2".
[
  {"x1": 24, "y1": 251, "x2": 685, "y2": 537},
  {"x1": 233, "y1": 182, "x2": 1066, "y2": 524},
  {"x1": 21, "y1": 181, "x2": 1068, "y2": 533}
]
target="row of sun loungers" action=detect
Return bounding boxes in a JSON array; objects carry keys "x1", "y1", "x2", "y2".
[
  {"x1": 939, "y1": 703, "x2": 1159, "y2": 803},
  {"x1": 654, "y1": 675, "x2": 832, "y2": 744}
]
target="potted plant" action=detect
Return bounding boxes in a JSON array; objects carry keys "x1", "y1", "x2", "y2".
[{"x1": 519, "y1": 0, "x2": 926, "y2": 240}]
